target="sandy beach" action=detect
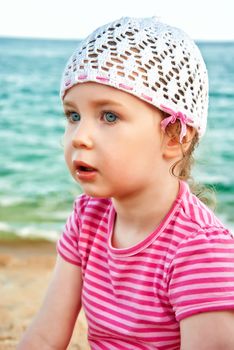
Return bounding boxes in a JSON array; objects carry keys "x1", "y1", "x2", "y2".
[{"x1": 0, "y1": 239, "x2": 90, "y2": 350}]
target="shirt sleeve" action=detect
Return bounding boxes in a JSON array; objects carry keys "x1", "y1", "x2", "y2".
[
  {"x1": 168, "y1": 226, "x2": 234, "y2": 321},
  {"x1": 57, "y1": 195, "x2": 86, "y2": 266}
]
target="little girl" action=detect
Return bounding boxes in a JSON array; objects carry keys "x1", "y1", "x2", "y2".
[{"x1": 18, "y1": 17, "x2": 234, "y2": 350}]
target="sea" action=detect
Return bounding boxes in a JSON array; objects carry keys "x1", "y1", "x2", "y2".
[{"x1": 0, "y1": 37, "x2": 234, "y2": 241}]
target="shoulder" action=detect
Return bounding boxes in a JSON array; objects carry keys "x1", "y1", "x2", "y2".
[
  {"x1": 57, "y1": 195, "x2": 112, "y2": 265},
  {"x1": 73, "y1": 194, "x2": 112, "y2": 221},
  {"x1": 174, "y1": 225, "x2": 234, "y2": 266},
  {"x1": 175, "y1": 181, "x2": 232, "y2": 238},
  {"x1": 166, "y1": 182, "x2": 233, "y2": 261},
  {"x1": 167, "y1": 182, "x2": 234, "y2": 279},
  {"x1": 168, "y1": 219, "x2": 234, "y2": 322},
  {"x1": 175, "y1": 184, "x2": 234, "y2": 255}
]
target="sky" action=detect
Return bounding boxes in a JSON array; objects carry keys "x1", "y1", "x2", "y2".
[{"x1": 0, "y1": 0, "x2": 233, "y2": 41}]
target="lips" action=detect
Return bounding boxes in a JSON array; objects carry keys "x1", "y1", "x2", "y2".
[
  {"x1": 73, "y1": 160, "x2": 97, "y2": 181},
  {"x1": 73, "y1": 160, "x2": 96, "y2": 171}
]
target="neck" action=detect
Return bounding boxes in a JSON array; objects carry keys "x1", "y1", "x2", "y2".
[{"x1": 111, "y1": 176, "x2": 180, "y2": 233}]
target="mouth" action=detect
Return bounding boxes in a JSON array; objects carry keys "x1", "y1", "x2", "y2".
[{"x1": 73, "y1": 160, "x2": 97, "y2": 180}]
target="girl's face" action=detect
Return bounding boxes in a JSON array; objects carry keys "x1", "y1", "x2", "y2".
[{"x1": 63, "y1": 82, "x2": 168, "y2": 200}]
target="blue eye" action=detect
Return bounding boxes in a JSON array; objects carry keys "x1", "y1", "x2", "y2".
[
  {"x1": 103, "y1": 112, "x2": 118, "y2": 123},
  {"x1": 66, "y1": 111, "x2": 80, "y2": 122}
]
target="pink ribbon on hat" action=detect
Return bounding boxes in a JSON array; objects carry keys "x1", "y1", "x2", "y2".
[{"x1": 160, "y1": 104, "x2": 193, "y2": 143}]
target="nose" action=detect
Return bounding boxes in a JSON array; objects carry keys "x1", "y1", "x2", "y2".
[{"x1": 71, "y1": 121, "x2": 93, "y2": 149}]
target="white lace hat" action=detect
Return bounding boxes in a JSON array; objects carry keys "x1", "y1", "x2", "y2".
[{"x1": 60, "y1": 17, "x2": 209, "y2": 138}]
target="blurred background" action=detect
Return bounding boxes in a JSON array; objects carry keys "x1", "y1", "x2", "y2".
[{"x1": 1, "y1": 0, "x2": 234, "y2": 241}]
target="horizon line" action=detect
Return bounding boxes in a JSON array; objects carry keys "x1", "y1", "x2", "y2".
[{"x1": 1, "y1": 34, "x2": 234, "y2": 43}]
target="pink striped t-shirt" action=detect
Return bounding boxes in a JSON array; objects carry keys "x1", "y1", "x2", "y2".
[{"x1": 57, "y1": 181, "x2": 234, "y2": 350}]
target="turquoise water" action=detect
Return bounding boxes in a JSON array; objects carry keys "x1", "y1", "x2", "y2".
[{"x1": 0, "y1": 38, "x2": 234, "y2": 240}]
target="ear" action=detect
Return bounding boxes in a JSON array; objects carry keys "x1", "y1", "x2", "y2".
[{"x1": 162, "y1": 125, "x2": 196, "y2": 160}]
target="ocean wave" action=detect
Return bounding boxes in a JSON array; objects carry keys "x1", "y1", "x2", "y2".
[
  {"x1": 0, "y1": 221, "x2": 60, "y2": 241},
  {"x1": 210, "y1": 91, "x2": 234, "y2": 99}
]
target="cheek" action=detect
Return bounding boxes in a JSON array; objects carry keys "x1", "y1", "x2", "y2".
[{"x1": 63, "y1": 133, "x2": 73, "y2": 167}]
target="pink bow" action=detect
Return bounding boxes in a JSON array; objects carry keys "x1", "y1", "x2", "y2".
[{"x1": 160, "y1": 104, "x2": 193, "y2": 143}]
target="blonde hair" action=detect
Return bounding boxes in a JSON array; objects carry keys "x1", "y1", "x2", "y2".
[{"x1": 164, "y1": 117, "x2": 216, "y2": 209}]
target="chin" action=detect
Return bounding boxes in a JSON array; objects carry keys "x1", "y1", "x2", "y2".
[
  {"x1": 79, "y1": 185, "x2": 111, "y2": 199},
  {"x1": 83, "y1": 191, "x2": 110, "y2": 199}
]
